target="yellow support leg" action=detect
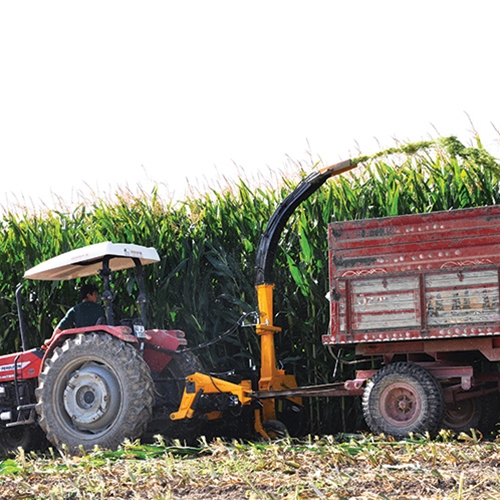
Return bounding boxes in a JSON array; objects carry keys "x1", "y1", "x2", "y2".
[{"x1": 255, "y1": 283, "x2": 302, "y2": 431}]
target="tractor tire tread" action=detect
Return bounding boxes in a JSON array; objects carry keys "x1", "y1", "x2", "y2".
[{"x1": 36, "y1": 332, "x2": 154, "y2": 454}]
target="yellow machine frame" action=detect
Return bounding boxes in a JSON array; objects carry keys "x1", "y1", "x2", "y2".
[{"x1": 171, "y1": 160, "x2": 357, "y2": 438}]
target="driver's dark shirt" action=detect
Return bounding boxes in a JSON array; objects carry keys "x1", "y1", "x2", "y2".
[{"x1": 56, "y1": 301, "x2": 104, "y2": 330}]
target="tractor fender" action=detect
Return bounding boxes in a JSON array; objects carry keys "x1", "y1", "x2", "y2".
[
  {"x1": 42, "y1": 326, "x2": 187, "y2": 374},
  {"x1": 142, "y1": 329, "x2": 187, "y2": 373},
  {"x1": 42, "y1": 325, "x2": 139, "y2": 361}
]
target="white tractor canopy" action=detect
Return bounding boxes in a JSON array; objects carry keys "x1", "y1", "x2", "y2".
[{"x1": 24, "y1": 242, "x2": 160, "y2": 281}]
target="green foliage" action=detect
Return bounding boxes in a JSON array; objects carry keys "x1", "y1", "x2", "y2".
[{"x1": 0, "y1": 135, "x2": 499, "y2": 434}]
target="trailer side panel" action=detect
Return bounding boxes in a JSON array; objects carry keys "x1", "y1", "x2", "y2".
[{"x1": 323, "y1": 205, "x2": 500, "y2": 345}]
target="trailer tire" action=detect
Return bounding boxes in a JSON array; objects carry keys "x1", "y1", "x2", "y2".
[
  {"x1": 478, "y1": 392, "x2": 500, "y2": 435},
  {"x1": 443, "y1": 392, "x2": 500, "y2": 435},
  {"x1": 36, "y1": 333, "x2": 154, "y2": 454},
  {"x1": 362, "y1": 362, "x2": 444, "y2": 439}
]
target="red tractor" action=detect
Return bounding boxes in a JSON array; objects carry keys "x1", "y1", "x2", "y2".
[{"x1": 1, "y1": 242, "x2": 254, "y2": 454}]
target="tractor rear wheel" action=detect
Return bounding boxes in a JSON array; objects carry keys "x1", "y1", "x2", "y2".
[
  {"x1": 36, "y1": 333, "x2": 154, "y2": 454},
  {"x1": 362, "y1": 362, "x2": 445, "y2": 439},
  {"x1": 153, "y1": 350, "x2": 204, "y2": 410},
  {"x1": 145, "y1": 350, "x2": 205, "y2": 442}
]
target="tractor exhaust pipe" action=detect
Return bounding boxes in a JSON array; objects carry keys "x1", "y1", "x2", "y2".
[{"x1": 15, "y1": 284, "x2": 30, "y2": 352}]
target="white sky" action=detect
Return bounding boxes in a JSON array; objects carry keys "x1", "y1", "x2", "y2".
[{"x1": 1, "y1": 1, "x2": 499, "y2": 210}]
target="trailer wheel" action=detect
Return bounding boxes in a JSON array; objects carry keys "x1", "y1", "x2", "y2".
[
  {"x1": 443, "y1": 392, "x2": 500, "y2": 435},
  {"x1": 362, "y1": 362, "x2": 444, "y2": 439},
  {"x1": 478, "y1": 392, "x2": 500, "y2": 435},
  {"x1": 36, "y1": 333, "x2": 154, "y2": 454},
  {"x1": 443, "y1": 398, "x2": 482, "y2": 434}
]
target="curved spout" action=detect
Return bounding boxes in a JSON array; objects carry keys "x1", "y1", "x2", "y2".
[{"x1": 255, "y1": 159, "x2": 356, "y2": 286}]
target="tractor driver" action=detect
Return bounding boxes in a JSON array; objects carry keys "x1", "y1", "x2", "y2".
[{"x1": 53, "y1": 284, "x2": 105, "y2": 335}]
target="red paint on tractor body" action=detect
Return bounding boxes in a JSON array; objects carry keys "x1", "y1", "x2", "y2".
[
  {"x1": 142, "y1": 329, "x2": 187, "y2": 373},
  {"x1": 0, "y1": 349, "x2": 44, "y2": 382}
]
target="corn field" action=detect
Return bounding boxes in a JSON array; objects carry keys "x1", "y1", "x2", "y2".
[
  {"x1": 3, "y1": 433, "x2": 500, "y2": 499},
  {"x1": 0, "y1": 135, "x2": 499, "y2": 436}
]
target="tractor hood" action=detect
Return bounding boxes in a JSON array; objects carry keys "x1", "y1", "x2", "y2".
[{"x1": 24, "y1": 242, "x2": 160, "y2": 281}]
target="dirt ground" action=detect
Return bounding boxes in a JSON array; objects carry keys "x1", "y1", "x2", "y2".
[
  {"x1": 1, "y1": 437, "x2": 500, "y2": 499},
  {"x1": 1, "y1": 463, "x2": 498, "y2": 499}
]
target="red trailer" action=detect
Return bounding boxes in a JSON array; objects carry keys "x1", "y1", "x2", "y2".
[{"x1": 322, "y1": 205, "x2": 500, "y2": 438}]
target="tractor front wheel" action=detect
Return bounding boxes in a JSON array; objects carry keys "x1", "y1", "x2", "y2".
[
  {"x1": 36, "y1": 333, "x2": 154, "y2": 454},
  {"x1": 0, "y1": 426, "x2": 47, "y2": 456}
]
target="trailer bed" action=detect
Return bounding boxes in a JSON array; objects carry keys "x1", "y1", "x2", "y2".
[{"x1": 323, "y1": 205, "x2": 500, "y2": 345}]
